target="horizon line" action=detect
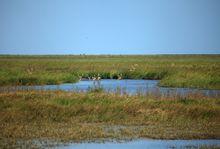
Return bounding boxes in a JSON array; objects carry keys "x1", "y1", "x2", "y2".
[{"x1": 0, "y1": 53, "x2": 220, "y2": 56}]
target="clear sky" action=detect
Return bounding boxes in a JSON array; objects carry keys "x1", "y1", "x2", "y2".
[{"x1": 0, "y1": 0, "x2": 220, "y2": 54}]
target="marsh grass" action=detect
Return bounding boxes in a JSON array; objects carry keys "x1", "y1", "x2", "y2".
[
  {"x1": 0, "y1": 55, "x2": 219, "y2": 89},
  {"x1": 0, "y1": 90, "x2": 219, "y2": 147},
  {"x1": 0, "y1": 55, "x2": 220, "y2": 148}
]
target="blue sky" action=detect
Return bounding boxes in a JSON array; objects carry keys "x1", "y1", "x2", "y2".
[{"x1": 0, "y1": 0, "x2": 220, "y2": 54}]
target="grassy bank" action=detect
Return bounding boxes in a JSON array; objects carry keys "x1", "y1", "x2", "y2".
[
  {"x1": 0, "y1": 90, "x2": 220, "y2": 147},
  {"x1": 0, "y1": 55, "x2": 220, "y2": 89}
]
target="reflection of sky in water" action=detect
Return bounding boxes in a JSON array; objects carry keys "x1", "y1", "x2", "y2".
[
  {"x1": 4, "y1": 79, "x2": 220, "y2": 97},
  {"x1": 61, "y1": 139, "x2": 220, "y2": 149}
]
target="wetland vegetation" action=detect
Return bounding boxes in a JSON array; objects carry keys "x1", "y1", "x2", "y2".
[
  {"x1": 0, "y1": 55, "x2": 220, "y2": 89},
  {"x1": 0, "y1": 90, "x2": 220, "y2": 148},
  {"x1": 0, "y1": 55, "x2": 220, "y2": 148}
]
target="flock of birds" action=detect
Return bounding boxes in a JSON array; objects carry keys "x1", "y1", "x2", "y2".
[
  {"x1": 79, "y1": 75, "x2": 122, "y2": 81},
  {"x1": 78, "y1": 76, "x2": 101, "y2": 81}
]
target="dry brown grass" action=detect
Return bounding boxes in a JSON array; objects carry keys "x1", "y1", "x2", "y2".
[{"x1": 0, "y1": 90, "x2": 220, "y2": 148}]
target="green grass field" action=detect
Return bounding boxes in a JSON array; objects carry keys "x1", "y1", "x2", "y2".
[{"x1": 0, "y1": 55, "x2": 220, "y2": 89}]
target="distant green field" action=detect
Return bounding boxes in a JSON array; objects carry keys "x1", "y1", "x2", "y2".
[{"x1": 0, "y1": 55, "x2": 220, "y2": 89}]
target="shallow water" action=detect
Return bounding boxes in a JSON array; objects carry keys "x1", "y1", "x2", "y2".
[
  {"x1": 5, "y1": 79, "x2": 220, "y2": 97},
  {"x1": 61, "y1": 139, "x2": 220, "y2": 149}
]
